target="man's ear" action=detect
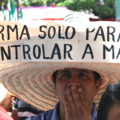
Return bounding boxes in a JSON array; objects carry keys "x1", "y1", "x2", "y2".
[
  {"x1": 95, "y1": 79, "x2": 102, "y2": 90},
  {"x1": 53, "y1": 84, "x2": 57, "y2": 95}
]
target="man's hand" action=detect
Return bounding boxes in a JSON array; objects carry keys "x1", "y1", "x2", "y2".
[{"x1": 63, "y1": 86, "x2": 92, "y2": 120}]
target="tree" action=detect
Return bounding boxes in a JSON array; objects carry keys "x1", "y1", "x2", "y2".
[
  {"x1": 57, "y1": 0, "x2": 115, "y2": 19},
  {"x1": 19, "y1": 0, "x2": 115, "y2": 19}
]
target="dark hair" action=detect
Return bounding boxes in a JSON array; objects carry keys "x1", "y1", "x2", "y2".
[
  {"x1": 52, "y1": 70, "x2": 59, "y2": 84},
  {"x1": 97, "y1": 82, "x2": 120, "y2": 120},
  {"x1": 93, "y1": 71, "x2": 101, "y2": 82},
  {"x1": 52, "y1": 70, "x2": 101, "y2": 84}
]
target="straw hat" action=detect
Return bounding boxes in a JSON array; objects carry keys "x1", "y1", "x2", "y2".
[{"x1": 0, "y1": 21, "x2": 119, "y2": 111}]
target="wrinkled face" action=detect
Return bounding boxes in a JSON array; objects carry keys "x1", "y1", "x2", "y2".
[
  {"x1": 54, "y1": 68, "x2": 101, "y2": 103},
  {"x1": 107, "y1": 104, "x2": 120, "y2": 120}
]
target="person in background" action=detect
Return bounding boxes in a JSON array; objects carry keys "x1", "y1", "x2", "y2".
[
  {"x1": 16, "y1": 0, "x2": 23, "y2": 20},
  {"x1": 7, "y1": 0, "x2": 16, "y2": 20},
  {"x1": 0, "y1": 83, "x2": 14, "y2": 120},
  {"x1": 11, "y1": 97, "x2": 44, "y2": 120},
  {"x1": 97, "y1": 82, "x2": 120, "y2": 120},
  {"x1": 1, "y1": 2, "x2": 6, "y2": 20}
]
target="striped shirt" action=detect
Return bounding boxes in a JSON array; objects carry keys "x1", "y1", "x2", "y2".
[{"x1": 14, "y1": 98, "x2": 43, "y2": 120}]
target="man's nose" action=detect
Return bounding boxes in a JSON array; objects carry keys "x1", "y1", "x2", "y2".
[{"x1": 67, "y1": 77, "x2": 82, "y2": 87}]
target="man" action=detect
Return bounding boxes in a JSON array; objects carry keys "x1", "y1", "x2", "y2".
[{"x1": 28, "y1": 68, "x2": 102, "y2": 120}]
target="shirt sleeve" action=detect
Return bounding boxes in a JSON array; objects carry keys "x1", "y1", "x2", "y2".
[
  {"x1": 26, "y1": 114, "x2": 43, "y2": 120},
  {"x1": 26, "y1": 110, "x2": 53, "y2": 120}
]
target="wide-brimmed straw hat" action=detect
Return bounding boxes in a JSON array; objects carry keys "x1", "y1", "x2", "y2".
[{"x1": 0, "y1": 21, "x2": 119, "y2": 111}]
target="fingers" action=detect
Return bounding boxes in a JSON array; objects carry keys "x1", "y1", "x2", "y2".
[
  {"x1": 71, "y1": 86, "x2": 82, "y2": 107},
  {"x1": 66, "y1": 87, "x2": 76, "y2": 109},
  {"x1": 63, "y1": 95, "x2": 73, "y2": 120},
  {"x1": 66, "y1": 85, "x2": 89, "y2": 109},
  {"x1": 64, "y1": 86, "x2": 80, "y2": 113},
  {"x1": 63, "y1": 86, "x2": 92, "y2": 120},
  {"x1": 63, "y1": 95, "x2": 71, "y2": 112},
  {"x1": 65, "y1": 86, "x2": 84, "y2": 114},
  {"x1": 64, "y1": 87, "x2": 80, "y2": 120}
]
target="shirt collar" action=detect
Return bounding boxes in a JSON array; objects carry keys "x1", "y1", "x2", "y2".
[
  {"x1": 92, "y1": 103, "x2": 97, "y2": 120},
  {"x1": 51, "y1": 103, "x2": 59, "y2": 120}
]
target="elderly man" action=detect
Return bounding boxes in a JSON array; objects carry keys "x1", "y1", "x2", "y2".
[{"x1": 28, "y1": 68, "x2": 102, "y2": 120}]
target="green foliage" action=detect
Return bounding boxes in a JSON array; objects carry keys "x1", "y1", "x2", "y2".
[
  {"x1": 0, "y1": 0, "x2": 9, "y2": 9},
  {"x1": 10, "y1": 0, "x2": 115, "y2": 19},
  {"x1": 64, "y1": 0, "x2": 115, "y2": 19},
  {"x1": 21, "y1": 0, "x2": 29, "y2": 6},
  {"x1": 21, "y1": 0, "x2": 44, "y2": 6}
]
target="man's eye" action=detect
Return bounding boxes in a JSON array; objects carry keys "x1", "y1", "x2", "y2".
[
  {"x1": 78, "y1": 73, "x2": 89, "y2": 80},
  {"x1": 62, "y1": 73, "x2": 71, "y2": 78},
  {"x1": 59, "y1": 72, "x2": 71, "y2": 79}
]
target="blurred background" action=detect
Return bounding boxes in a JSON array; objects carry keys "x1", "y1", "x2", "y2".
[{"x1": 0, "y1": 0, "x2": 119, "y2": 21}]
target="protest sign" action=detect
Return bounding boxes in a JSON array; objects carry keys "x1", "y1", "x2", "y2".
[{"x1": 0, "y1": 21, "x2": 120, "y2": 63}]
